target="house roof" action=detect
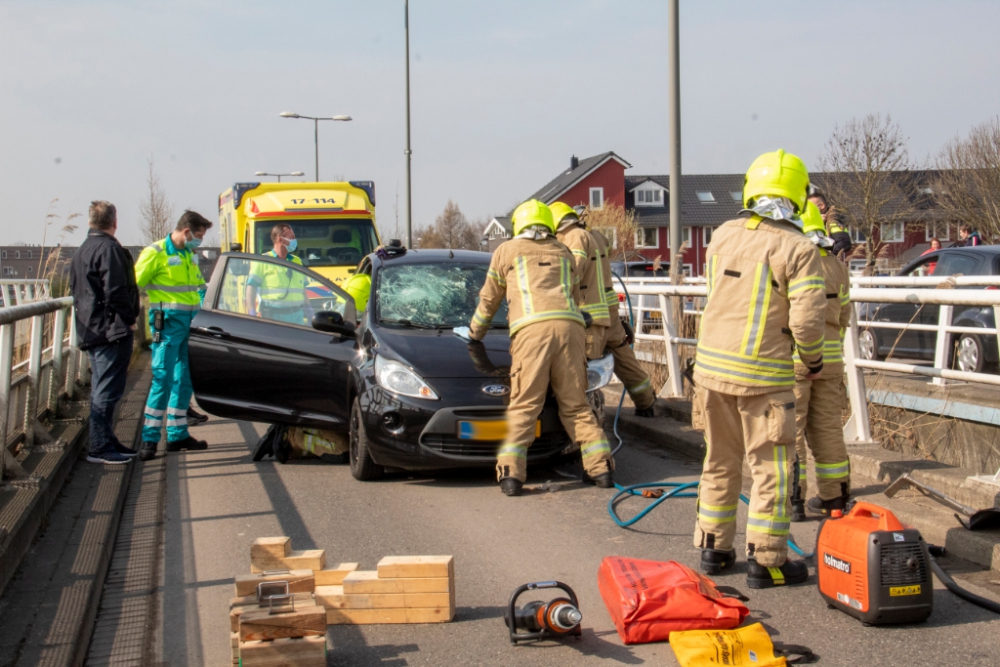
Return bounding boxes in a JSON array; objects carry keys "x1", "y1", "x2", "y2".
[
  {"x1": 527, "y1": 152, "x2": 632, "y2": 205},
  {"x1": 488, "y1": 215, "x2": 512, "y2": 233},
  {"x1": 625, "y1": 174, "x2": 746, "y2": 228}
]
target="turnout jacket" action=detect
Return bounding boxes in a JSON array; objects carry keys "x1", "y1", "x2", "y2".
[
  {"x1": 793, "y1": 249, "x2": 852, "y2": 377},
  {"x1": 70, "y1": 229, "x2": 140, "y2": 350},
  {"x1": 556, "y1": 225, "x2": 611, "y2": 326},
  {"x1": 590, "y1": 230, "x2": 619, "y2": 311},
  {"x1": 469, "y1": 236, "x2": 584, "y2": 340},
  {"x1": 694, "y1": 214, "x2": 827, "y2": 396}
]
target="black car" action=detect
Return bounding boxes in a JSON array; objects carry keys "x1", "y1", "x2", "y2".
[
  {"x1": 857, "y1": 246, "x2": 1000, "y2": 372},
  {"x1": 188, "y1": 248, "x2": 614, "y2": 480}
]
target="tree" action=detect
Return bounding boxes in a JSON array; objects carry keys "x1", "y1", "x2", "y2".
[
  {"x1": 138, "y1": 157, "x2": 174, "y2": 245},
  {"x1": 815, "y1": 114, "x2": 916, "y2": 270},
  {"x1": 581, "y1": 202, "x2": 640, "y2": 262},
  {"x1": 934, "y1": 117, "x2": 1000, "y2": 243},
  {"x1": 418, "y1": 200, "x2": 481, "y2": 250}
]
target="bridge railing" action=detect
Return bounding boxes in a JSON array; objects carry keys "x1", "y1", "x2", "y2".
[{"x1": 0, "y1": 279, "x2": 51, "y2": 307}]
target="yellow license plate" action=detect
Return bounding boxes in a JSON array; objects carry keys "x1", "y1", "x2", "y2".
[
  {"x1": 456, "y1": 420, "x2": 541, "y2": 441},
  {"x1": 889, "y1": 585, "x2": 921, "y2": 597}
]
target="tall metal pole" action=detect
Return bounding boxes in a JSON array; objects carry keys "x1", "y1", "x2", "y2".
[
  {"x1": 314, "y1": 118, "x2": 320, "y2": 182},
  {"x1": 668, "y1": 0, "x2": 682, "y2": 284},
  {"x1": 404, "y1": 0, "x2": 413, "y2": 247}
]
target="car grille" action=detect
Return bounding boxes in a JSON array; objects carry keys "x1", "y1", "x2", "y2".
[{"x1": 420, "y1": 432, "x2": 570, "y2": 460}]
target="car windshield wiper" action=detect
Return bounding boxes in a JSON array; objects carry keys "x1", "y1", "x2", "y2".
[
  {"x1": 379, "y1": 318, "x2": 441, "y2": 330},
  {"x1": 489, "y1": 323, "x2": 510, "y2": 329}
]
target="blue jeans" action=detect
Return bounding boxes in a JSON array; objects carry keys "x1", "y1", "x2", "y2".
[{"x1": 87, "y1": 332, "x2": 134, "y2": 456}]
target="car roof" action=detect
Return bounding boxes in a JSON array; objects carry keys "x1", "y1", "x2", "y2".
[
  {"x1": 369, "y1": 248, "x2": 492, "y2": 268},
  {"x1": 900, "y1": 245, "x2": 1000, "y2": 273}
]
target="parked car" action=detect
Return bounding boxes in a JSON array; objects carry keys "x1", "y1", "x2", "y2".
[
  {"x1": 856, "y1": 246, "x2": 1000, "y2": 373},
  {"x1": 188, "y1": 248, "x2": 614, "y2": 480},
  {"x1": 610, "y1": 260, "x2": 669, "y2": 329}
]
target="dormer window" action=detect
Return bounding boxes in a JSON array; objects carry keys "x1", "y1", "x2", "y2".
[
  {"x1": 636, "y1": 189, "x2": 663, "y2": 205},
  {"x1": 696, "y1": 191, "x2": 716, "y2": 203}
]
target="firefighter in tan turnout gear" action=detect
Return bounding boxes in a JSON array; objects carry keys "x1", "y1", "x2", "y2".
[
  {"x1": 692, "y1": 149, "x2": 827, "y2": 589},
  {"x1": 791, "y1": 201, "x2": 853, "y2": 521},
  {"x1": 551, "y1": 202, "x2": 611, "y2": 359},
  {"x1": 459, "y1": 199, "x2": 613, "y2": 497}
]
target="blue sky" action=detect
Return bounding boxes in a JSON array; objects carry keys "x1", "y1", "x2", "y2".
[{"x1": 2, "y1": 0, "x2": 999, "y2": 245}]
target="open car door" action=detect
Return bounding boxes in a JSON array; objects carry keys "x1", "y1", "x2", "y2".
[{"x1": 189, "y1": 252, "x2": 357, "y2": 429}]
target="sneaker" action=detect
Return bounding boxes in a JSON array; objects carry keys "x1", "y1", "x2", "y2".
[
  {"x1": 500, "y1": 477, "x2": 523, "y2": 497},
  {"x1": 635, "y1": 406, "x2": 655, "y2": 418},
  {"x1": 746, "y1": 557, "x2": 809, "y2": 589},
  {"x1": 165, "y1": 436, "x2": 208, "y2": 452},
  {"x1": 112, "y1": 441, "x2": 139, "y2": 458},
  {"x1": 582, "y1": 471, "x2": 615, "y2": 488},
  {"x1": 86, "y1": 451, "x2": 132, "y2": 465},
  {"x1": 700, "y1": 548, "x2": 736, "y2": 575},
  {"x1": 806, "y1": 495, "x2": 849, "y2": 516},
  {"x1": 187, "y1": 407, "x2": 209, "y2": 427},
  {"x1": 791, "y1": 500, "x2": 807, "y2": 522},
  {"x1": 138, "y1": 441, "x2": 158, "y2": 461}
]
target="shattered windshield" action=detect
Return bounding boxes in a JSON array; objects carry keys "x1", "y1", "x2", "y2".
[{"x1": 376, "y1": 263, "x2": 509, "y2": 329}]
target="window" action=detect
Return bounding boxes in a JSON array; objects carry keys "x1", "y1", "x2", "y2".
[
  {"x1": 934, "y1": 253, "x2": 979, "y2": 277},
  {"x1": 682, "y1": 226, "x2": 691, "y2": 246},
  {"x1": 378, "y1": 263, "x2": 509, "y2": 328},
  {"x1": 848, "y1": 259, "x2": 867, "y2": 275},
  {"x1": 1, "y1": 251, "x2": 6, "y2": 259},
  {"x1": 589, "y1": 187, "x2": 604, "y2": 210},
  {"x1": 2, "y1": 267, "x2": 13, "y2": 276},
  {"x1": 730, "y1": 191, "x2": 742, "y2": 202},
  {"x1": 15, "y1": 251, "x2": 20, "y2": 260},
  {"x1": 881, "y1": 221, "x2": 904, "y2": 243},
  {"x1": 925, "y1": 222, "x2": 950, "y2": 241},
  {"x1": 636, "y1": 228, "x2": 659, "y2": 249},
  {"x1": 851, "y1": 228, "x2": 866, "y2": 244},
  {"x1": 905, "y1": 256, "x2": 938, "y2": 277},
  {"x1": 696, "y1": 191, "x2": 715, "y2": 203},
  {"x1": 682, "y1": 264, "x2": 693, "y2": 277},
  {"x1": 26, "y1": 251, "x2": 33, "y2": 260},
  {"x1": 594, "y1": 227, "x2": 617, "y2": 249},
  {"x1": 252, "y1": 219, "x2": 379, "y2": 268},
  {"x1": 27, "y1": 266, "x2": 33, "y2": 273},
  {"x1": 703, "y1": 226, "x2": 716, "y2": 245},
  {"x1": 635, "y1": 188, "x2": 663, "y2": 206}
]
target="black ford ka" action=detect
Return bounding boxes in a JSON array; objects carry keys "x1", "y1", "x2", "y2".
[{"x1": 188, "y1": 245, "x2": 614, "y2": 480}]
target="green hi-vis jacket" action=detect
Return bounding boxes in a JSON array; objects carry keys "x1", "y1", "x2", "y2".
[
  {"x1": 694, "y1": 214, "x2": 827, "y2": 396},
  {"x1": 248, "y1": 251, "x2": 308, "y2": 309},
  {"x1": 793, "y1": 248, "x2": 852, "y2": 375},
  {"x1": 470, "y1": 236, "x2": 584, "y2": 340},
  {"x1": 556, "y1": 225, "x2": 611, "y2": 327},
  {"x1": 134, "y1": 235, "x2": 206, "y2": 312}
]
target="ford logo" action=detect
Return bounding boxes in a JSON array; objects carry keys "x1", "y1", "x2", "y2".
[{"x1": 482, "y1": 384, "x2": 510, "y2": 396}]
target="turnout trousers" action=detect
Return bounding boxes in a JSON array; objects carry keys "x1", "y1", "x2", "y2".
[
  {"x1": 693, "y1": 386, "x2": 796, "y2": 567},
  {"x1": 142, "y1": 311, "x2": 195, "y2": 444},
  {"x1": 496, "y1": 320, "x2": 612, "y2": 483},
  {"x1": 793, "y1": 365, "x2": 851, "y2": 501},
  {"x1": 607, "y1": 305, "x2": 655, "y2": 410}
]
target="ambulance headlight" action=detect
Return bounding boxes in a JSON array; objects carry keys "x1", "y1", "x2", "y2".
[
  {"x1": 375, "y1": 355, "x2": 439, "y2": 400},
  {"x1": 586, "y1": 353, "x2": 615, "y2": 393}
]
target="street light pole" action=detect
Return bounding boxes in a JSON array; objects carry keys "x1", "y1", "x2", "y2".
[
  {"x1": 279, "y1": 112, "x2": 352, "y2": 182},
  {"x1": 404, "y1": 0, "x2": 413, "y2": 248},
  {"x1": 668, "y1": 0, "x2": 682, "y2": 285},
  {"x1": 255, "y1": 171, "x2": 306, "y2": 183},
  {"x1": 314, "y1": 118, "x2": 320, "y2": 181}
]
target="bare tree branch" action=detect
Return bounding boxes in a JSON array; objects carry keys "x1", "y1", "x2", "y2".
[
  {"x1": 934, "y1": 117, "x2": 1000, "y2": 242},
  {"x1": 417, "y1": 200, "x2": 481, "y2": 250},
  {"x1": 581, "y1": 203, "x2": 640, "y2": 262},
  {"x1": 138, "y1": 157, "x2": 174, "y2": 246}
]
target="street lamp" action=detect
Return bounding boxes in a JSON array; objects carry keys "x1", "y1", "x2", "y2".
[
  {"x1": 254, "y1": 171, "x2": 305, "y2": 183},
  {"x1": 279, "y1": 112, "x2": 352, "y2": 181}
]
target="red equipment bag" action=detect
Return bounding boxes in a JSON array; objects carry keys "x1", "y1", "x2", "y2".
[{"x1": 598, "y1": 556, "x2": 750, "y2": 645}]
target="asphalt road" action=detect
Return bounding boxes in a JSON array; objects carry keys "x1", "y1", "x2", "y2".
[{"x1": 150, "y1": 417, "x2": 1000, "y2": 666}]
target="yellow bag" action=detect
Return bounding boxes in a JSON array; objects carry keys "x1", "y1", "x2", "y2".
[{"x1": 670, "y1": 622, "x2": 816, "y2": 667}]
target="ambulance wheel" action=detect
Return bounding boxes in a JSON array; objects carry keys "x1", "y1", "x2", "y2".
[{"x1": 350, "y1": 399, "x2": 384, "y2": 481}]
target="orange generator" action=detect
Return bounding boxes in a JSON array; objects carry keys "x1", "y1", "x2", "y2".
[{"x1": 816, "y1": 501, "x2": 933, "y2": 625}]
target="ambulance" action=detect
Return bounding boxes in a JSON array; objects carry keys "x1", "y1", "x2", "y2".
[{"x1": 217, "y1": 181, "x2": 379, "y2": 286}]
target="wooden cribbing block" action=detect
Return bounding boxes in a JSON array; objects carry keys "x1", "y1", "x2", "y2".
[
  {"x1": 231, "y1": 632, "x2": 240, "y2": 665},
  {"x1": 239, "y1": 603, "x2": 327, "y2": 641},
  {"x1": 314, "y1": 562, "x2": 359, "y2": 586},
  {"x1": 251, "y1": 549, "x2": 327, "y2": 573},
  {"x1": 235, "y1": 570, "x2": 315, "y2": 597},
  {"x1": 251, "y1": 537, "x2": 291, "y2": 560},
  {"x1": 239, "y1": 635, "x2": 326, "y2": 667},
  {"x1": 314, "y1": 585, "x2": 365, "y2": 610},
  {"x1": 230, "y1": 593, "x2": 315, "y2": 632},
  {"x1": 377, "y1": 555, "x2": 453, "y2": 579},
  {"x1": 342, "y1": 570, "x2": 451, "y2": 594},
  {"x1": 326, "y1": 606, "x2": 454, "y2": 625}
]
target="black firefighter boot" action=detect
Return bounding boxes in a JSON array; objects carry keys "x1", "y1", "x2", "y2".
[
  {"x1": 746, "y1": 557, "x2": 809, "y2": 589},
  {"x1": 807, "y1": 494, "x2": 849, "y2": 516},
  {"x1": 700, "y1": 549, "x2": 737, "y2": 575},
  {"x1": 791, "y1": 486, "x2": 807, "y2": 523}
]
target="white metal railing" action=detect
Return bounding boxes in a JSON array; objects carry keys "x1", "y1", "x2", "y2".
[
  {"x1": 0, "y1": 297, "x2": 84, "y2": 481},
  {"x1": 0, "y1": 279, "x2": 51, "y2": 307},
  {"x1": 615, "y1": 278, "x2": 1000, "y2": 486}
]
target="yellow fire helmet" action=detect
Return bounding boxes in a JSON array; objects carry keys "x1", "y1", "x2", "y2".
[
  {"x1": 742, "y1": 149, "x2": 810, "y2": 213},
  {"x1": 343, "y1": 272, "x2": 371, "y2": 312},
  {"x1": 511, "y1": 199, "x2": 555, "y2": 236},
  {"x1": 800, "y1": 200, "x2": 825, "y2": 235},
  {"x1": 549, "y1": 201, "x2": 580, "y2": 231}
]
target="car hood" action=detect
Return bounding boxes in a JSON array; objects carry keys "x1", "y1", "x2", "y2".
[{"x1": 374, "y1": 327, "x2": 512, "y2": 379}]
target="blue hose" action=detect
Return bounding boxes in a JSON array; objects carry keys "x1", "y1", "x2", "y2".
[{"x1": 605, "y1": 271, "x2": 813, "y2": 559}]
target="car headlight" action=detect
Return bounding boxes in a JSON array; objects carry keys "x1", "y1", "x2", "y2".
[
  {"x1": 586, "y1": 352, "x2": 615, "y2": 392},
  {"x1": 375, "y1": 355, "x2": 439, "y2": 400}
]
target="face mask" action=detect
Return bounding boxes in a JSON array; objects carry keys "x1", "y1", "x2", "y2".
[
  {"x1": 185, "y1": 234, "x2": 203, "y2": 251},
  {"x1": 286, "y1": 238, "x2": 298, "y2": 252}
]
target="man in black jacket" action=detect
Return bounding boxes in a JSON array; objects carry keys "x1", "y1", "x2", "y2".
[{"x1": 70, "y1": 201, "x2": 140, "y2": 464}]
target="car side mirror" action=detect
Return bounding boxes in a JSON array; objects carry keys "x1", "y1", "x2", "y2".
[{"x1": 313, "y1": 310, "x2": 356, "y2": 338}]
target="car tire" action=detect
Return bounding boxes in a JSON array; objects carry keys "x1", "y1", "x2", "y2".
[
  {"x1": 955, "y1": 334, "x2": 986, "y2": 374},
  {"x1": 587, "y1": 387, "x2": 606, "y2": 428},
  {"x1": 349, "y1": 398, "x2": 384, "y2": 481},
  {"x1": 858, "y1": 329, "x2": 880, "y2": 361}
]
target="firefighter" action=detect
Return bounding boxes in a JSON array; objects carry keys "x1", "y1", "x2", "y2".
[
  {"x1": 135, "y1": 211, "x2": 213, "y2": 460},
  {"x1": 807, "y1": 186, "x2": 852, "y2": 258},
  {"x1": 457, "y1": 199, "x2": 613, "y2": 496},
  {"x1": 791, "y1": 201, "x2": 853, "y2": 521},
  {"x1": 589, "y1": 226, "x2": 656, "y2": 417},
  {"x1": 551, "y1": 202, "x2": 611, "y2": 359},
  {"x1": 245, "y1": 224, "x2": 314, "y2": 325},
  {"x1": 692, "y1": 149, "x2": 827, "y2": 589}
]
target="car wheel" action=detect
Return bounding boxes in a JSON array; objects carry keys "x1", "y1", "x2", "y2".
[
  {"x1": 349, "y1": 398, "x2": 384, "y2": 481},
  {"x1": 587, "y1": 387, "x2": 606, "y2": 428},
  {"x1": 858, "y1": 329, "x2": 879, "y2": 361},
  {"x1": 955, "y1": 334, "x2": 986, "y2": 374}
]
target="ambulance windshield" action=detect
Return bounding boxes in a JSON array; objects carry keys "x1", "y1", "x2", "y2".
[{"x1": 254, "y1": 219, "x2": 379, "y2": 268}]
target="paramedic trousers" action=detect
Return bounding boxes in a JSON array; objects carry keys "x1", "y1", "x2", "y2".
[
  {"x1": 793, "y1": 366, "x2": 851, "y2": 501},
  {"x1": 607, "y1": 306, "x2": 655, "y2": 410},
  {"x1": 693, "y1": 386, "x2": 796, "y2": 567},
  {"x1": 142, "y1": 311, "x2": 195, "y2": 444},
  {"x1": 496, "y1": 319, "x2": 612, "y2": 483}
]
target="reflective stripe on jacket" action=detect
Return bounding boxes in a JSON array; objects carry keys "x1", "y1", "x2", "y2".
[
  {"x1": 556, "y1": 225, "x2": 611, "y2": 326},
  {"x1": 695, "y1": 214, "x2": 827, "y2": 396},
  {"x1": 590, "y1": 230, "x2": 619, "y2": 308},
  {"x1": 248, "y1": 251, "x2": 308, "y2": 309},
  {"x1": 134, "y1": 235, "x2": 206, "y2": 311},
  {"x1": 470, "y1": 237, "x2": 584, "y2": 339},
  {"x1": 793, "y1": 249, "x2": 852, "y2": 373}
]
